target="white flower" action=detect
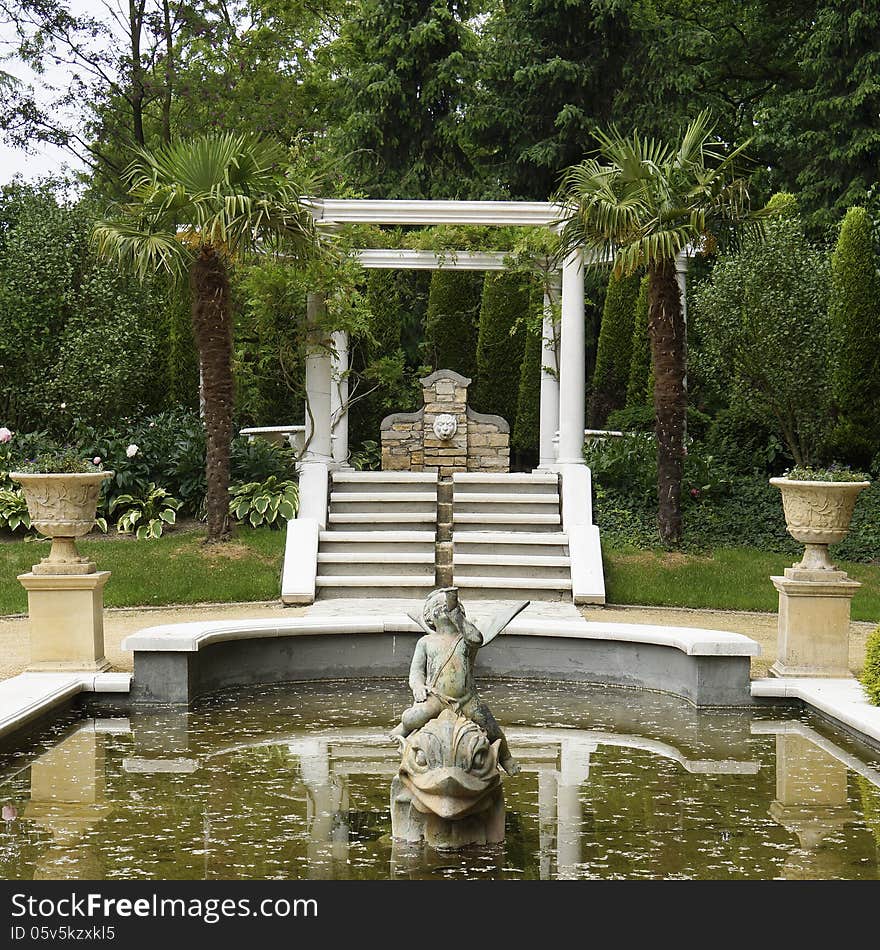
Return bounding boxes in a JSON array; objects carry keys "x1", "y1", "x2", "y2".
[
  {"x1": 126, "y1": 444, "x2": 139, "y2": 458},
  {"x1": 59, "y1": 402, "x2": 66, "y2": 410},
  {"x1": 0, "y1": 427, "x2": 12, "y2": 444}
]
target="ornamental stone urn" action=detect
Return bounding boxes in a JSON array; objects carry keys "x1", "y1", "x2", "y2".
[
  {"x1": 769, "y1": 476, "x2": 869, "y2": 678},
  {"x1": 769, "y1": 476, "x2": 870, "y2": 571},
  {"x1": 11, "y1": 471, "x2": 113, "y2": 575}
]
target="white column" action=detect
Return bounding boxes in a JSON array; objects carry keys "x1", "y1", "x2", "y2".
[
  {"x1": 330, "y1": 329, "x2": 349, "y2": 468},
  {"x1": 556, "y1": 250, "x2": 586, "y2": 466},
  {"x1": 304, "y1": 292, "x2": 333, "y2": 465},
  {"x1": 538, "y1": 274, "x2": 561, "y2": 471}
]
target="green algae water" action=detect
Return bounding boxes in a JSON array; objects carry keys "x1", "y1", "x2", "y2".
[{"x1": 0, "y1": 681, "x2": 878, "y2": 880}]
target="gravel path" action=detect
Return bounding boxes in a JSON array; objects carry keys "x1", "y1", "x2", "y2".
[{"x1": 0, "y1": 600, "x2": 872, "y2": 680}]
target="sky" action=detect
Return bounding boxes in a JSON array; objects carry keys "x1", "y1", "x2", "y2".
[{"x1": 0, "y1": 0, "x2": 113, "y2": 186}]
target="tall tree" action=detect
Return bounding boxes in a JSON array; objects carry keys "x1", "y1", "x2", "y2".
[
  {"x1": 93, "y1": 132, "x2": 318, "y2": 541},
  {"x1": 333, "y1": 0, "x2": 477, "y2": 198},
  {"x1": 754, "y1": 0, "x2": 880, "y2": 233},
  {"x1": 589, "y1": 271, "x2": 641, "y2": 427},
  {"x1": 558, "y1": 112, "x2": 763, "y2": 543}
]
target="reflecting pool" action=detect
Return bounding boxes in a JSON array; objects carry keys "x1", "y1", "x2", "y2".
[{"x1": 0, "y1": 681, "x2": 878, "y2": 880}]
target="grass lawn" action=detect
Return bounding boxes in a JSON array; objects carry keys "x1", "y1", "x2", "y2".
[
  {"x1": 0, "y1": 525, "x2": 286, "y2": 615},
  {"x1": 604, "y1": 545, "x2": 880, "y2": 621}
]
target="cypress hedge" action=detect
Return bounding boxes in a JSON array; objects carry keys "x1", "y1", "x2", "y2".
[
  {"x1": 589, "y1": 271, "x2": 641, "y2": 426},
  {"x1": 625, "y1": 274, "x2": 652, "y2": 410},
  {"x1": 512, "y1": 282, "x2": 544, "y2": 454},
  {"x1": 474, "y1": 272, "x2": 528, "y2": 427},
  {"x1": 424, "y1": 269, "x2": 482, "y2": 378},
  {"x1": 829, "y1": 206, "x2": 880, "y2": 465}
]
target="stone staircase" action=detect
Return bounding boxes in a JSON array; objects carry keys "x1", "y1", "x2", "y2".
[
  {"x1": 451, "y1": 472, "x2": 573, "y2": 601},
  {"x1": 315, "y1": 471, "x2": 438, "y2": 598}
]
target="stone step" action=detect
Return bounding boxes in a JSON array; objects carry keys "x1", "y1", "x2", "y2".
[
  {"x1": 314, "y1": 583, "x2": 436, "y2": 600},
  {"x1": 328, "y1": 512, "x2": 436, "y2": 525},
  {"x1": 316, "y1": 575, "x2": 434, "y2": 589},
  {"x1": 454, "y1": 562, "x2": 571, "y2": 581},
  {"x1": 331, "y1": 471, "x2": 439, "y2": 485},
  {"x1": 453, "y1": 492, "x2": 559, "y2": 504},
  {"x1": 453, "y1": 574, "x2": 572, "y2": 589},
  {"x1": 330, "y1": 499, "x2": 437, "y2": 515},
  {"x1": 454, "y1": 553, "x2": 570, "y2": 568},
  {"x1": 452, "y1": 472, "x2": 559, "y2": 494},
  {"x1": 317, "y1": 554, "x2": 435, "y2": 577},
  {"x1": 453, "y1": 531, "x2": 569, "y2": 546},
  {"x1": 453, "y1": 499, "x2": 560, "y2": 516},
  {"x1": 319, "y1": 530, "x2": 435, "y2": 554},
  {"x1": 330, "y1": 491, "x2": 437, "y2": 503},
  {"x1": 453, "y1": 512, "x2": 561, "y2": 532}
]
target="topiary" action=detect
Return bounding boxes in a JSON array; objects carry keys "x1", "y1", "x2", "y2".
[
  {"x1": 473, "y1": 272, "x2": 528, "y2": 426},
  {"x1": 828, "y1": 206, "x2": 880, "y2": 467},
  {"x1": 625, "y1": 274, "x2": 652, "y2": 410},
  {"x1": 589, "y1": 270, "x2": 641, "y2": 426},
  {"x1": 512, "y1": 283, "x2": 543, "y2": 455},
  {"x1": 862, "y1": 625, "x2": 880, "y2": 706},
  {"x1": 424, "y1": 269, "x2": 482, "y2": 377}
]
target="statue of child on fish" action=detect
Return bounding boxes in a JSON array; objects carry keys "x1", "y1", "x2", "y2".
[{"x1": 390, "y1": 587, "x2": 528, "y2": 849}]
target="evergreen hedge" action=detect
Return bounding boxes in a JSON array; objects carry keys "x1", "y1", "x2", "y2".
[
  {"x1": 474, "y1": 272, "x2": 528, "y2": 427},
  {"x1": 424, "y1": 269, "x2": 482, "y2": 378},
  {"x1": 512, "y1": 283, "x2": 544, "y2": 454},
  {"x1": 829, "y1": 206, "x2": 880, "y2": 465},
  {"x1": 863, "y1": 626, "x2": 880, "y2": 706},
  {"x1": 625, "y1": 274, "x2": 652, "y2": 410},
  {"x1": 589, "y1": 271, "x2": 641, "y2": 426}
]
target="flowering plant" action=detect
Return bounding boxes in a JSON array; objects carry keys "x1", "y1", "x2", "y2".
[
  {"x1": 12, "y1": 447, "x2": 104, "y2": 474},
  {"x1": 782, "y1": 464, "x2": 869, "y2": 483}
]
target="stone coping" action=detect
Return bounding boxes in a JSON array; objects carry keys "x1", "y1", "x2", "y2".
[
  {"x1": 122, "y1": 613, "x2": 760, "y2": 658},
  {"x1": 0, "y1": 671, "x2": 130, "y2": 741},
  {"x1": 751, "y1": 677, "x2": 880, "y2": 749}
]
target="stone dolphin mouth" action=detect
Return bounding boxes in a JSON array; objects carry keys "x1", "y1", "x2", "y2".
[{"x1": 402, "y1": 767, "x2": 501, "y2": 818}]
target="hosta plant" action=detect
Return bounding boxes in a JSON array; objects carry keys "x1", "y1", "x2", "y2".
[
  {"x1": 110, "y1": 483, "x2": 181, "y2": 540},
  {"x1": 0, "y1": 487, "x2": 30, "y2": 532},
  {"x1": 229, "y1": 476, "x2": 299, "y2": 528}
]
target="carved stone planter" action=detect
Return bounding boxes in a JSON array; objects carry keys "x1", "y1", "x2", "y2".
[
  {"x1": 770, "y1": 477, "x2": 870, "y2": 571},
  {"x1": 11, "y1": 471, "x2": 113, "y2": 575}
]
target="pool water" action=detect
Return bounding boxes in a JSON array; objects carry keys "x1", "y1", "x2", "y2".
[{"x1": 0, "y1": 681, "x2": 878, "y2": 880}]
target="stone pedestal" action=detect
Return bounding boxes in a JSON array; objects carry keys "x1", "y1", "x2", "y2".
[
  {"x1": 18, "y1": 571, "x2": 111, "y2": 671},
  {"x1": 770, "y1": 568, "x2": 859, "y2": 678}
]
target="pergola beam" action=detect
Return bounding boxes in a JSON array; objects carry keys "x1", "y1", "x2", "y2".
[
  {"x1": 354, "y1": 248, "x2": 523, "y2": 271},
  {"x1": 309, "y1": 198, "x2": 562, "y2": 227}
]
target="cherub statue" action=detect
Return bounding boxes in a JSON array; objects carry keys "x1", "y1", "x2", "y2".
[{"x1": 389, "y1": 587, "x2": 528, "y2": 776}]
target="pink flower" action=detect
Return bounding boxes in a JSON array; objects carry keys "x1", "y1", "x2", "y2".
[
  {"x1": 2, "y1": 804, "x2": 17, "y2": 821},
  {"x1": 0, "y1": 427, "x2": 12, "y2": 443},
  {"x1": 93, "y1": 456, "x2": 101, "y2": 465},
  {"x1": 690, "y1": 488, "x2": 700, "y2": 498}
]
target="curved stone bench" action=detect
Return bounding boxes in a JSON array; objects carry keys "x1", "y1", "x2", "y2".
[{"x1": 123, "y1": 614, "x2": 759, "y2": 708}]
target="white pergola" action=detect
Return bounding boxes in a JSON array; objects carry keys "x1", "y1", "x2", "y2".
[{"x1": 300, "y1": 199, "x2": 688, "y2": 474}]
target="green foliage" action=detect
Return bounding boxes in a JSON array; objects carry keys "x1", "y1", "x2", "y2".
[
  {"x1": 512, "y1": 287, "x2": 543, "y2": 455},
  {"x1": 110, "y1": 484, "x2": 181, "y2": 540},
  {"x1": 424, "y1": 270, "x2": 482, "y2": 377},
  {"x1": 590, "y1": 270, "x2": 641, "y2": 425},
  {"x1": 828, "y1": 206, "x2": 880, "y2": 464},
  {"x1": 13, "y1": 447, "x2": 100, "y2": 474},
  {"x1": 333, "y1": 0, "x2": 478, "y2": 198},
  {"x1": 783, "y1": 465, "x2": 869, "y2": 482},
  {"x1": 166, "y1": 285, "x2": 199, "y2": 411},
  {"x1": 625, "y1": 274, "x2": 652, "y2": 409},
  {"x1": 692, "y1": 210, "x2": 832, "y2": 466},
  {"x1": 229, "y1": 476, "x2": 299, "y2": 529},
  {"x1": 862, "y1": 627, "x2": 880, "y2": 706},
  {"x1": 0, "y1": 184, "x2": 169, "y2": 432},
  {"x1": 0, "y1": 487, "x2": 30, "y2": 532},
  {"x1": 474, "y1": 272, "x2": 529, "y2": 426}
]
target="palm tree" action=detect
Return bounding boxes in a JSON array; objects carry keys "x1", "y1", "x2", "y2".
[
  {"x1": 94, "y1": 132, "x2": 318, "y2": 542},
  {"x1": 556, "y1": 111, "x2": 764, "y2": 544}
]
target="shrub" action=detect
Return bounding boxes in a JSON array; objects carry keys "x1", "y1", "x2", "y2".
[
  {"x1": 692, "y1": 204, "x2": 832, "y2": 466},
  {"x1": 512, "y1": 283, "x2": 543, "y2": 455},
  {"x1": 828, "y1": 206, "x2": 880, "y2": 465},
  {"x1": 474, "y1": 272, "x2": 528, "y2": 426},
  {"x1": 229, "y1": 476, "x2": 299, "y2": 528},
  {"x1": 0, "y1": 487, "x2": 29, "y2": 532},
  {"x1": 110, "y1": 484, "x2": 181, "y2": 540},
  {"x1": 590, "y1": 271, "x2": 641, "y2": 426},
  {"x1": 424, "y1": 269, "x2": 481, "y2": 377},
  {"x1": 863, "y1": 626, "x2": 880, "y2": 706}
]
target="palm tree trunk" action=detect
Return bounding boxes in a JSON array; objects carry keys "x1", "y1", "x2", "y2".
[
  {"x1": 190, "y1": 244, "x2": 233, "y2": 542},
  {"x1": 648, "y1": 259, "x2": 686, "y2": 544}
]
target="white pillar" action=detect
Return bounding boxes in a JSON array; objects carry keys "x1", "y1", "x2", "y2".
[
  {"x1": 330, "y1": 329, "x2": 349, "y2": 468},
  {"x1": 556, "y1": 250, "x2": 586, "y2": 466},
  {"x1": 304, "y1": 292, "x2": 333, "y2": 465},
  {"x1": 538, "y1": 275, "x2": 561, "y2": 471}
]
